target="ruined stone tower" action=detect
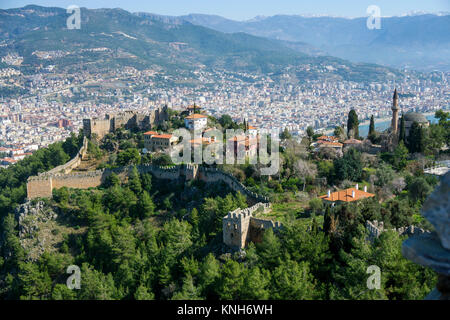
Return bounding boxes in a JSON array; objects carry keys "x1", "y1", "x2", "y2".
[{"x1": 222, "y1": 203, "x2": 280, "y2": 249}]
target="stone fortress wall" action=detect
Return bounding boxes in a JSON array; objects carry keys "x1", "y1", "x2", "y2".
[
  {"x1": 199, "y1": 167, "x2": 270, "y2": 205},
  {"x1": 27, "y1": 163, "x2": 266, "y2": 203},
  {"x1": 366, "y1": 220, "x2": 429, "y2": 240},
  {"x1": 83, "y1": 106, "x2": 169, "y2": 139},
  {"x1": 26, "y1": 136, "x2": 89, "y2": 199},
  {"x1": 46, "y1": 136, "x2": 89, "y2": 175}
]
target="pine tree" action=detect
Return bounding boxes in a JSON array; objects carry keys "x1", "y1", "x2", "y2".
[
  {"x1": 190, "y1": 208, "x2": 199, "y2": 236},
  {"x1": 134, "y1": 284, "x2": 155, "y2": 300},
  {"x1": 393, "y1": 141, "x2": 408, "y2": 170},
  {"x1": 240, "y1": 267, "x2": 270, "y2": 299},
  {"x1": 198, "y1": 253, "x2": 220, "y2": 297},
  {"x1": 104, "y1": 172, "x2": 120, "y2": 188},
  {"x1": 369, "y1": 115, "x2": 375, "y2": 137},
  {"x1": 128, "y1": 166, "x2": 142, "y2": 195},
  {"x1": 217, "y1": 260, "x2": 244, "y2": 300},
  {"x1": 334, "y1": 126, "x2": 344, "y2": 140},
  {"x1": 138, "y1": 191, "x2": 155, "y2": 218},
  {"x1": 272, "y1": 259, "x2": 315, "y2": 299},
  {"x1": 399, "y1": 115, "x2": 406, "y2": 143},
  {"x1": 347, "y1": 109, "x2": 359, "y2": 139},
  {"x1": 141, "y1": 173, "x2": 152, "y2": 193},
  {"x1": 323, "y1": 205, "x2": 332, "y2": 235},
  {"x1": 256, "y1": 228, "x2": 281, "y2": 269},
  {"x1": 280, "y1": 127, "x2": 292, "y2": 140},
  {"x1": 172, "y1": 275, "x2": 201, "y2": 300},
  {"x1": 306, "y1": 126, "x2": 314, "y2": 139},
  {"x1": 407, "y1": 122, "x2": 426, "y2": 153}
]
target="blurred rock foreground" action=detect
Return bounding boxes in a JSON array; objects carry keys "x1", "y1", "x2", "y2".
[{"x1": 402, "y1": 172, "x2": 450, "y2": 300}]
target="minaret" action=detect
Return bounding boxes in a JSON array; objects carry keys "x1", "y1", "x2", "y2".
[{"x1": 391, "y1": 89, "x2": 399, "y2": 134}]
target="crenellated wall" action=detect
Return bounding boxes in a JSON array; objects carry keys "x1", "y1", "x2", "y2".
[
  {"x1": 27, "y1": 164, "x2": 185, "y2": 199},
  {"x1": 222, "y1": 202, "x2": 279, "y2": 249},
  {"x1": 83, "y1": 106, "x2": 169, "y2": 139},
  {"x1": 46, "y1": 137, "x2": 88, "y2": 175},
  {"x1": 200, "y1": 167, "x2": 270, "y2": 205},
  {"x1": 51, "y1": 171, "x2": 106, "y2": 190},
  {"x1": 366, "y1": 220, "x2": 429, "y2": 240},
  {"x1": 26, "y1": 163, "x2": 268, "y2": 205}
]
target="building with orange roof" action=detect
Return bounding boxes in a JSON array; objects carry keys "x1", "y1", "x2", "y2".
[
  {"x1": 343, "y1": 138, "x2": 363, "y2": 149},
  {"x1": 320, "y1": 185, "x2": 375, "y2": 206},
  {"x1": 185, "y1": 113, "x2": 208, "y2": 131},
  {"x1": 316, "y1": 135, "x2": 339, "y2": 142},
  {"x1": 311, "y1": 135, "x2": 343, "y2": 153},
  {"x1": 143, "y1": 131, "x2": 159, "y2": 151},
  {"x1": 313, "y1": 140, "x2": 343, "y2": 153},
  {"x1": 144, "y1": 132, "x2": 178, "y2": 152},
  {"x1": 1, "y1": 158, "x2": 18, "y2": 166},
  {"x1": 189, "y1": 137, "x2": 217, "y2": 147}
]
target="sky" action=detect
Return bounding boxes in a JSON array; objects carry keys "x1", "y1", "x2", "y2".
[{"x1": 1, "y1": 0, "x2": 449, "y2": 20}]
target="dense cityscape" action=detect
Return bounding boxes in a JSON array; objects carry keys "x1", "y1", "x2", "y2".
[{"x1": 1, "y1": 57, "x2": 449, "y2": 166}]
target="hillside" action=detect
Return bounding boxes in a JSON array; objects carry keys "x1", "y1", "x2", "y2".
[
  {"x1": 0, "y1": 107, "x2": 445, "y2": 300},
  {"x1": 0, "y1": 5, "x2": 404, "y2": 82},
  {"x1": 181, "y1": 13, "x2": 450, "y2": 71}
]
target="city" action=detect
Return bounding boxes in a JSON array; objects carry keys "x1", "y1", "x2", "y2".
[{"x1": 1, "y1": 60, "x2": 448, "y2": 167}]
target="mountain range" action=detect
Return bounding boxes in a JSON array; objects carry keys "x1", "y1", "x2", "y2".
[
  {"x1": 178, "y1": 13, "x2": 450, "y2": 71},
  {"x1": 0, "y1": 5, "x2": 422, "y2": 83}
]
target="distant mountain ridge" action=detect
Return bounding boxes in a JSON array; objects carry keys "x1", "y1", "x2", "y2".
[
  {"x1": 0, "y1": 5, "x2": 407, "y2": 83},
  {"x1": 179, "y1": 13, "x2": 450, "y2": 71}
]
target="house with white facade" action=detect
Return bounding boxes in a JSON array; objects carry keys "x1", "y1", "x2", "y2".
[{"x1": 185, "y1": 114, "x2": 208, "y2": 131}]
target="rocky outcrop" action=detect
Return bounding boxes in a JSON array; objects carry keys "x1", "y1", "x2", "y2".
[
  {"x1": 15, "y1": 201, "x2": 58, "y2": 261},
  {"x1": 402, "y1": 172, "x2": 450, "y2": 300}
]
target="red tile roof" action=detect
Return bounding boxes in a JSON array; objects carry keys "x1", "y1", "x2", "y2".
[
  {"x1": 320, "y1": 188, "x2": 375, "y2": 202},
  {"x1": 152, "y1": 134, "x2": 173, "y2": 139},
  {"x1": 186, "y1": 114, "x2": 207, "y2": 119},
  {"x1": 344, "y1": 138, "x2": 363, "y2": 144}
]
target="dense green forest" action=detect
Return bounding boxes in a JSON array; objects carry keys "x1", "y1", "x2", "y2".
[
  {"x1": 0, "y1": 168, "x2": 437, "y2": 300},
  {"x1": 0, "y1": 110, "x2": 448, "y2": 300}
]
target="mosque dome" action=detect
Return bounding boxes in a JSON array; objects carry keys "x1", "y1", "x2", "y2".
[{"x1": 404, "y1": 112, "x2": 428, "y2": 123}]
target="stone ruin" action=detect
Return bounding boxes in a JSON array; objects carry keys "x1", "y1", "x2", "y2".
[
  {"x1": 366, "y1": 220, "x2": 429, "y2": 241},
  {"x1": 402, "y1": 172, "x2": 450, "y2": 300},
  {"x1": 222, "y1": 202, "x2": 282, "y2": 249}
]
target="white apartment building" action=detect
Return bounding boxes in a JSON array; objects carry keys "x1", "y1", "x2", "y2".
[{"x1": 184, "y1": 114, "x2": 208, "y2": 131}]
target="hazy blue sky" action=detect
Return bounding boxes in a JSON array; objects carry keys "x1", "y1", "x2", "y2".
[{"x1": 1, "y1": 0, "x2": 449, "y2": 20}]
